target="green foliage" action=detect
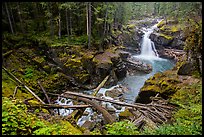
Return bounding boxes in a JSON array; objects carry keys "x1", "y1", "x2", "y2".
[
  {"x1": 105, "y1": 120, "x2": 140, "y2": 135},
  {"x1": 2, "y1": 97, "x2": 82, "y2": 135},
  {"x1": 142, "y1": 81, "x2": 202, "y2": 135},
  {"x1": 2, "y1": 97, "x2": 44, "y2": 135},
  {"x1": 24, "y1": 68, "x2": 34, "y2": 79},
  {"x1": 142, "y1": 122, "x2": 201, "y2": 135}
]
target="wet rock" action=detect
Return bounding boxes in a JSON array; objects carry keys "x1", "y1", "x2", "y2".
[
  {"x1": 92, "y1": 49, "x2": 127, "y2": 86},
  {"x1": 150, "y1": 33, "x2": 174, "y2": 47},
  {"x1": 171, "y1": 38, "x2": 185, "y2": 50},
  {"x1": 135, "y1": 70, "x2": 181, "y2": 104},
  {"x1": 177, "y1": 62, "x2": 196, "y2": 75},
  {"x1": 125, "y1": 57, "x2": 152, "y2": 74},
  {"x1": 105, "y1": 85, "x2": 130, "y2": 102},
  {"x1": 157, "y1": 48, "x2": 185, "y2": 61},
  {"x1": 118, "y1": 50, "x2": 131, "y2": 60},
  {"x1": 105, "y1": 70, "x2": 118, "y2": 87}
]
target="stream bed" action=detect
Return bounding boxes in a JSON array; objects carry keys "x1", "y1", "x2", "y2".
[{"x1": 53, "y1": 19, "x2": 176, "y2": 128}]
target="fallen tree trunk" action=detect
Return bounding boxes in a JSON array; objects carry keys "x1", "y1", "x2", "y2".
[
  {"x1": 2, "y1": 66, "x2": 45, "y2": 104},
  {"x1": 38, "y1": 80, "x2": 51, "y2": 104},
  {"x1": 76, "y1": 97, "x2": 116, "y2": 124},
  {"x1": 92, "y1": 75, "x2": 110, "y2": 96},
  {"x1": 29, "y1": 104, "x2": 91, "y2": 109},
  {"x1": 48, "y1": 91, "x2": 174, "y2": 110}
]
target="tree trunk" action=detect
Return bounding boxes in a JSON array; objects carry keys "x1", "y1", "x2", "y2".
[
  {"x1": 58, "y1": 9, "x2": 61, "y2": 39},
  {"x1": 69, "y1": 10, "x2": 72, "y2": 35},
  {"x1": 17, "y1": 3, "x2": 25, "y2": 34},
  {"x1": 87, "y1": 2, "x2": 91, "y2": 49},
  {"x1": 65, "y1": 8, "x2": 69, "y2": 37},
  {"x1": 5, "y1": 2, "x2": 14, "y2": 34},
  {"x1": 48, "y1": 3, "x2": 54, "y2": 39},
  {"x1": 86, "y1": 3, "x2": 89, "y2": 36},
  {"x1": 8, "y1": 3, "x2": 16, "y2": 33},
  {"x1": 103, "y1": 5, "x2": 108, "y2": 36}
]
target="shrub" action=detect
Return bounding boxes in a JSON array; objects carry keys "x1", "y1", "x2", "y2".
[{"x1": 105, "y1": 120, "x2": 140, "y2": 135}]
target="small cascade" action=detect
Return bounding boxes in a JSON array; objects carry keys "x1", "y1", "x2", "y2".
[{"x1": 136, "y1": 19, "x2": 162, "y2": 60}]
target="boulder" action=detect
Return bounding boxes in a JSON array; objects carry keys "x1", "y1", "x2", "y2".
[
  {"x1": 171, "y1": 38, "x2": 185, "y2": 50},
  {"x1": 125, "y1": 57, "x2": 152, "y2": 74},
  {"x1": 92, "y1": 49, "x2": 127, "y2": 86},
  {"x1": 177, "y1": 62, "x2": 196, "y2": 75},
  {"x1": 150, "y1": 33, "x2": 174, "y2": 47},
  {"x1": 135, "y1": 70, "x2": 181, "y2": 104},
  {"x1": 105, "y1": 85, "x2": 130, "y2": 102}
]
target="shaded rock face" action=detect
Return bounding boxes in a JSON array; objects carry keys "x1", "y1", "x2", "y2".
[
  {"x1": 177, "y1": 62, "x2": 196, "y2": 75},
  {"x1": 92, "y1": 49, "x2": 127, "y2": 87},
  {"x1": 150, "y1": 33, "x2": 174, "y2": 47},
  {"x1": 149, "y1": 19, "x2": 187, "y2": 61}
]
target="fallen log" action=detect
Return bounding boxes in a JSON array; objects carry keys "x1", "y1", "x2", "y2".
[
  {"x1": 3, "y1": 50, "x2": 13, "y2": 57},
  {"x1": 76, "y1": 97, "x2": 116, "y2": 124},
  {"x1": 48, "y1": 91, "x2": 175, "y2": 110},
  {"x1": 13, "y1": 86, "x2": 19, "y2": 98},
  {"x1": 29, "y1": 104, "x2": 91, "y2": 109},
  {"x1": 92, "y1": 75, "x2": 110, "y2": 96},
  {"x1": 38, "y1": 80, "x2": 51, "y2": 104},
  {"x1": 64, "y1": 91, "x2": 173, "y2": 109},
  {"x1": 2, "y1": 66, "x2": 45, "y2": 104},
  {"x1": 47, "y1": 89, "x2": 175, "y2": 127}
]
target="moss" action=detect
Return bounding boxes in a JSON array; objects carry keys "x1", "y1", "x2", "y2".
[
  {"x1": 157, "y1": 20, "x2": 165, "y2": 28},
  {"x1": 171, "y1": 25, "x2": 179, "y2": 32},
  {"x1": 160, "y1": 33, "x2": 173, "y2": 40},
  {"x1": 127, "y1": 24, "x2": 136, "y2": 30},
  {"x1": 140, "y1": 85, "x2": 161, "y2": 93},
  {"x1": 93, "y1": 54, "x2": 113, "y2": 65},
  {"x1": 119, "y1": 109, "x2": 134, "y2": 117},
  {"x1": 33, "y1": 56, "x2": 45, "y2": 64},
  {"x1": 74, "y1": 73, "x2": 90, "y2": 83}
]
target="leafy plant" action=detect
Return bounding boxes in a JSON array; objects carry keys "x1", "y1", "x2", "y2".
[
  {"x1": 2, "y1": 97, "x2": 44, "y2": 135},
  {"x1": 105, "y1": 120, "x2": 140, "y2": 135},
  {"x1": 2, "y1": 97, "x2": 82, "y2": 135},
  {"x1": 142, "y1": 81, "x2": 202, "y2": 135},
  {"x1": 24, "y1": 68, "x2": 34, "y2": 79}
]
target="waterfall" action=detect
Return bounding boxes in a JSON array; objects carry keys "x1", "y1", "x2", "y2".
[{"x1": 137, "y1": 20, "x2": 162, "y2": 60}]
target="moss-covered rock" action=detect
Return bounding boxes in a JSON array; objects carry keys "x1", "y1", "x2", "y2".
[{"x1": 136, "y1": 70, "x2": 181, "y2": 103}]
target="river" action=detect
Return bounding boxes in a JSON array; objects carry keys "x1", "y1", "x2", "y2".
[{"x1": 54, "y1": 19, "x2": 175, "y2": 127}]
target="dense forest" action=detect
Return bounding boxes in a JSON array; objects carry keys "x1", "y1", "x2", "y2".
[{"x1": 2, "y1": 2, "x2": 202, "y2": 135}]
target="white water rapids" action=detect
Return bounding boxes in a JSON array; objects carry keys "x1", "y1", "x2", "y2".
[{"x1": 53, "y1": 19, "x2": 175, "y2": 127}]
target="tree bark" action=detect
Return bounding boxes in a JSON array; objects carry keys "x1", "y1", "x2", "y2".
[
  {"x1": 47, "y1": 91, "x2": 174, "y2": 110},
  {"x1": 48, "y1": 2, "x2": 54, "y2": 39},
  {"x1": 38, "y1": 80, "x2": 51, "y2": 104},
  {"x1": 5, "y1": 2, "x2": 14, "y2": 34},
  {"x1": 65, "y1": 8, "x2": 69, "y2": 37},
  {"x1": 87, "y1": 2, "x2": 91, "y2": 49},
  {"x1": 75, "y1": 97, "x2": 115, "y2": 124},
  {"x1": 69, "y1": 10, "x2": 72, "y2": 35},
  {"x1": 17, "y1": 3, "x2": 25, "y2": 34},
  {"x1": 29, "y1": 104, "x2": 91, "y2": 109},
  {"x1": 58, "y1": 9, "x2": 61, "y2": 39},
  {"x1": 92, "y1": 75, "x2": 110, "y2": 96}
]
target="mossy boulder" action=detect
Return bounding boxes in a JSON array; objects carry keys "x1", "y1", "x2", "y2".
[
  {"x1": 92, "y1": 49, "x2": 120, "y2": 81},
  {"x1": 150, "y1": 33, "x2": 174, "y2": 47},
  {"x1": 136, "y1": 70, "x2": 181, "y2": 104},
  {"x1": 177, "y1": 62, "x2": 196, "y2": 76}
]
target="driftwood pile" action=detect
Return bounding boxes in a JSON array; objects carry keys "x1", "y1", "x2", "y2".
[{"x1": 3, "y1": 66, "x2": 176, "y2": 130}]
